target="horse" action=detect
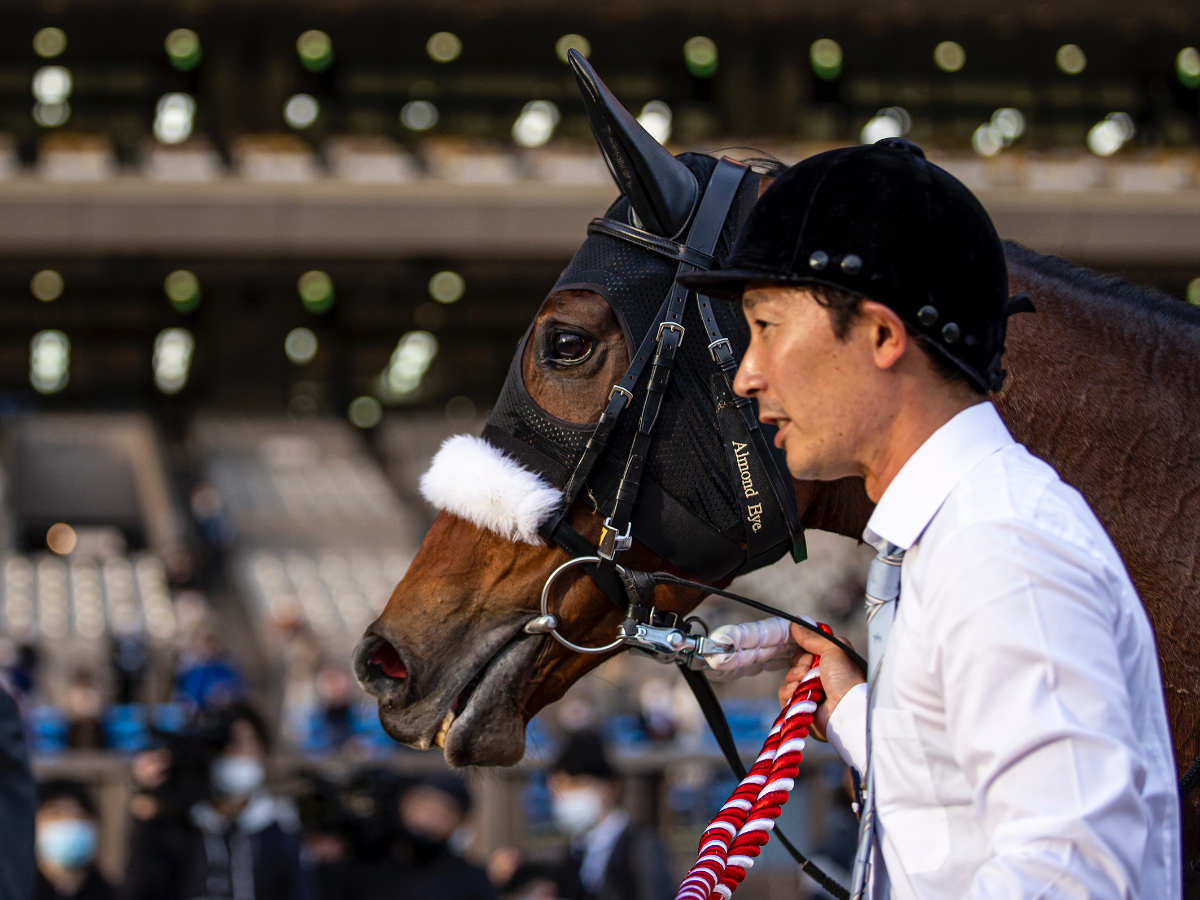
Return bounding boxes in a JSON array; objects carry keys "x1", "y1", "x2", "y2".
[{"x1": 354, "y1": 53, "x2": 1200, "y2": 868}]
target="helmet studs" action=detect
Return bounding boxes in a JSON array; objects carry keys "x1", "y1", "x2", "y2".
[
  {"x1": 808, "y1": 250, "x2": 829, "y2": 271},
  {"x1": 840, "y1": 254, "x2": 862, "y2": 274},
  {"x1": 941, "y1": 322, "x2": 961, "y2": 343},
  {"x1": 917, "y1": 305, "x2": 939, "y2": 326}
]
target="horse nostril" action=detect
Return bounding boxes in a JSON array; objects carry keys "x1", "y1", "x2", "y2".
[{"x1": 370, "y1": 641, "x2": 407, "y2": 679}]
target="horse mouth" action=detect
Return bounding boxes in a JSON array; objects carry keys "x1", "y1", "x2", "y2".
[
  {"x1": 437, "y1": 631, "x2": 541, "y2": 764},
  {"x1": 432, "y1": 643, "x2": 501, "y2": 747},
  {"x1": 354, "y1": 622, "x2": 543, "y2": 767}
]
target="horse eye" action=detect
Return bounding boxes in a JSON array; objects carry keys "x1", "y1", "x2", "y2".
[{"x1": 551, "y1": 332, "x2": 591, "y2": 363}]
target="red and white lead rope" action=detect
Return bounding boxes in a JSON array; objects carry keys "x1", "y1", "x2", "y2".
[{"x1": 676, "y1": 626, "x2": 829, "y2": 900}]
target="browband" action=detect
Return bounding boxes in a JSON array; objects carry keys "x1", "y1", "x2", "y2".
[{"x1": 587, "y1": 218, "x2": 718, "y2": 269}]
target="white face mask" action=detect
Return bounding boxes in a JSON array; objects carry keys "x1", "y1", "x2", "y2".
[
  {"x1": 37, "y1": 819, "x2": 97, "y2": 869},
  {"x1": 551, "y1": 787, "x2": 605, "y2": 836},
  {"x1": 210, "y1": 755, "x2": 264, "y2": 799}
]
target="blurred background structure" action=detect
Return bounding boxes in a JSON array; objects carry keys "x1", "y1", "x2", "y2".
[{"x1": 0, "y1": 1, "x2": 1198, "y2": 898}]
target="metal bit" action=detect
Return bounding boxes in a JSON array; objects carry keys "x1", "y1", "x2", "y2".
[{"x1": 524, "y1": 614, "x2": 558, "y2": 634}]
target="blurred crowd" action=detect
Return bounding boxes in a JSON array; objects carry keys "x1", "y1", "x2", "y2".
[
  {"x1": 33, "y1": 716, "x2": 684, "y2": 900},
  {"x1": 4, "y1": 590, "x2": 246, "y2": 757},
  {"x1": 8, "y1": 524, "x2": 866, "y2": 900},
  {"x1": 3, "y1": 583, "x2": 383, "y2": 761}
]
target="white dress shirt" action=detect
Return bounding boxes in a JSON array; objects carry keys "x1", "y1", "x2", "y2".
[{"x1": 825, "y1": 402, "x2": 1180, "y2": 900}]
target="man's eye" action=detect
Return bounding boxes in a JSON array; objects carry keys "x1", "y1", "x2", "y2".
[{"x1": 551, "y1": 332, "x2": 592, "y2": 363}]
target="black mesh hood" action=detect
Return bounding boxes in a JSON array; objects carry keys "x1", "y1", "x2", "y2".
[{"x1": 487, "y1": 154, "x2": 790, "y2": 580}]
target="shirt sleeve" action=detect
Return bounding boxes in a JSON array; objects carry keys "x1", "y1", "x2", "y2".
[
  {"x1": 926, "y1": 520, "x2": 1152, "y2": 899},
  {"x1": 825, "y1": 682, "x2": 868, "y2": 774}
]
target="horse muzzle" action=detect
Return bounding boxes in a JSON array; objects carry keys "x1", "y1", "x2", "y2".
[{"x1": 353, "y1": 620, "x2": 544, "y2": 766}]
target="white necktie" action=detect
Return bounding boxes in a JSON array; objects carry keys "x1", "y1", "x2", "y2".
[{"x1": 849, "y1": 542, "x2": 905, "y2": 900}]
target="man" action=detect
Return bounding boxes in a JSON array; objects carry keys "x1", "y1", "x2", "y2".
[
  {"x1": 679, "y1": 139, "x2": 1180, "y2": 898},
  {"x1": 124, "y1": 705, "x2": 311, "y2": 900},
  {"x1": 395, "y1": 771, "x2": 494, "y2": 900},
  {"x1": 489, "y1": 733, "x2": 673, "y2": 900},
  {"x1": 546, "y1": 732, "x2": 673, "y2": 900},
  {"x1": 350, "y1": 770, "x2": 494, "y2": 900},
  {"x1": 35, "y1": 780, "x2": 115, "y2": 900},
  {"x1": 0, "y1": 683, "x2": 34, "y2": 900}
]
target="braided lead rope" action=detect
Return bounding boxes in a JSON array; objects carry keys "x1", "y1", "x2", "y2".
[{"x1": 677, "y1": 640, "x2": 827, "y2": 900}]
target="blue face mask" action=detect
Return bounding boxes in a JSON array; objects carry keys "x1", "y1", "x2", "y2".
[{"x1": 37, "y1": 819, "x2": 97, "y2": 869}]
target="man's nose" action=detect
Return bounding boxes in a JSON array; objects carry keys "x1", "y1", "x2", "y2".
[{"x1": 733, "y1": 345, "x2": 764, "y2": 398}]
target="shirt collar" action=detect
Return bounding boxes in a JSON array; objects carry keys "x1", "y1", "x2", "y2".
[{"x1": 864, "y1": 401, "x2": 1013, "y2": 552}]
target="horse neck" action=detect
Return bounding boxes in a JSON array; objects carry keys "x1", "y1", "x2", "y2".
[
  {"x1": 1000, "y1": 258, "x2": 1200, "y2": 461},
  {"x1": 793, "y1": 475, "x2": 874, "y2": 541},
  {"x1": 999, "y1": 257, "x2": 1200, "y2": 609}
]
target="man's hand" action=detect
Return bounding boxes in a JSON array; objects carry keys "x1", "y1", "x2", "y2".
[{"x1": 778, "y1": 624, "x2": 864, "y2": 741}]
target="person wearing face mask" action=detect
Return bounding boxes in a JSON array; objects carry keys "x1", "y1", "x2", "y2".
[
  {"x1": 349, "y1": 771, "x2": 494, "y2": 900},
  {"x1": 532, "y1": 733, "x2": 673, "y2": 900},
  {"x1": 123, "y1": 704, "x2": 313, "y2": 900},
  {"x1": 35, "y1": 780, "x2": 114, "y2": 900}
]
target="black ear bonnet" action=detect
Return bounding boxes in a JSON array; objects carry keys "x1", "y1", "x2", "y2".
[{"x1": 484, "y1": 153, "x2": 802, "y2": 581}]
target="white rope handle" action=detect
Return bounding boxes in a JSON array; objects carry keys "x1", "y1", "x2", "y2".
[{"x1": 704, "y1": 616, "x2": 803, "y2": 681}]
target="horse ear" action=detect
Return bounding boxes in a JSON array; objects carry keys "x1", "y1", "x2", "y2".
[{"x1": 568, "y1": 49, "x2": 698, "y2": 237}]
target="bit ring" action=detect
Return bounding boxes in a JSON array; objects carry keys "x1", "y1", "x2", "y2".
[{"x1": 530, "y1": 556, "x2": 626, "y2": 655}]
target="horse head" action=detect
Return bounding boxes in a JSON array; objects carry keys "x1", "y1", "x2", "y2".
[{"x1": 353, "y1": 53, "x2": 868, "y2": 767}]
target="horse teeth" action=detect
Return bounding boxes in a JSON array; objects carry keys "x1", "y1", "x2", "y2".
[{"x1": 433, "y1": 709, "x2": 456, "y2": 749}]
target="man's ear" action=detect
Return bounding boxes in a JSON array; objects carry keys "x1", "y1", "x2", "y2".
[{"x1": 859, "y1": 300, "x2": 908, "y2": 372}]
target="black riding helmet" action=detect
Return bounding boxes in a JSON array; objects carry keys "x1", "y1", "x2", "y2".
[{"x1": 679, "y1": 138, "x2": 1030, "y2": 393}]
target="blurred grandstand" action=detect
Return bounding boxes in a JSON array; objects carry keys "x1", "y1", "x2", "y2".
[{"x1": 0, "y1": 1, "x2": 1197, "y2": 895}]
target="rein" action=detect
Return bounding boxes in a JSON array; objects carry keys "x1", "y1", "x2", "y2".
[
  {"x1": 527, "y1": 559, "x2": 866, "y2": 674},
  {"x1": 677, "y1": 663, "x2": 827, "y2": 900}
]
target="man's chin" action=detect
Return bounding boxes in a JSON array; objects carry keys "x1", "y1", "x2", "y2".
[
  {"x1": 782, "y1": 445, "x2": 827, "y2": 484},
  {"x1": 774, "y1": 422, "x2": 841, "y2": 482},
  {"x1": 778, "y1": 437, "x2": 808, "y2": 480}
]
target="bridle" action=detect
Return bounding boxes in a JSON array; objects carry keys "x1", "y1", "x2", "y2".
[
  {"x1": 521, "y1": 157, "x2": 802, "y2": 632},
  {"x1": 517, "y1": 156, "x2": 864, "y2": 668},
  {"x1": 505, "y1": 156, "x2": 860, "y2": 899}
]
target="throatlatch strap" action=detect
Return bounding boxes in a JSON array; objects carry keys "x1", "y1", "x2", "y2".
[
  {"x1": 697, "y1": 291, "x2": 806, "y2": 561},
  {"x1": 713, "y1": 376, "x2": 790, "y2": 560}
]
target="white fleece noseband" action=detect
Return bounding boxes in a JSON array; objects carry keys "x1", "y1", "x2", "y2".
[{"x1": 419, "y1": 434, "x2": 561, "y2": 545}]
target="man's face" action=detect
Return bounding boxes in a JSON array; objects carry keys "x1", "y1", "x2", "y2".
[
  {"x1": 732, "y1": 284, "x2": 881, "y2": 483},
  {"x1": 400, "y1": 786, "x2": 464, "y2": 843}
]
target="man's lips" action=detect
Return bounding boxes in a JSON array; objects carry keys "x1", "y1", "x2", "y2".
[
  {"x1": 762, "y1": 414, "x2": 790, "y2": 448},
  {"x1": 774, "y1": 420, "x2": 789, "y2": 448}
]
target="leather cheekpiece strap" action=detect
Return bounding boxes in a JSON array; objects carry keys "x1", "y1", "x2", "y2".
[{"x1": 595, "y1": 158, "x2": 750, "y2": 570}]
